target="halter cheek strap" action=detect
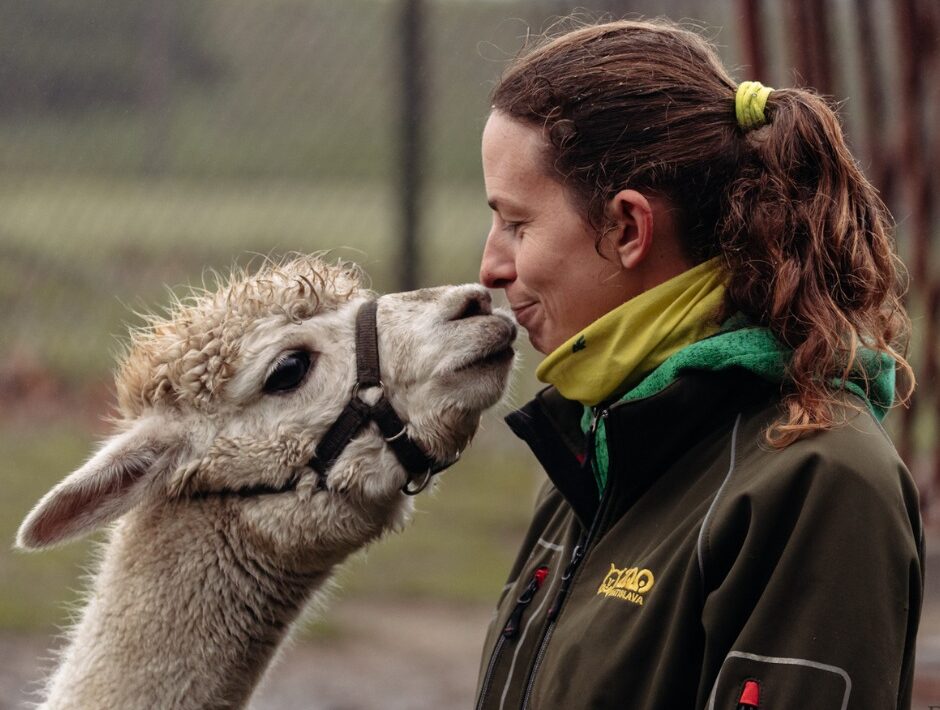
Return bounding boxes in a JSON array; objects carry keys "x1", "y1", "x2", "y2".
[{"x1": 307, "y1": 300, "x2": 459, "y2": 495}]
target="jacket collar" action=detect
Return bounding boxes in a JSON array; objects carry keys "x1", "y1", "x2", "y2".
[
  {"x1": 504, "y1": 386, "x2": 594, "y2": 523},
  {"x1": 505, "y1": 368, "x2": 776, "y2": 527}
]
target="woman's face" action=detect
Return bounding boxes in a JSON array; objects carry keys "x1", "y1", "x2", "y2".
[{"x1": 479, "y1": 112, "x2": 637, "y2": 354}]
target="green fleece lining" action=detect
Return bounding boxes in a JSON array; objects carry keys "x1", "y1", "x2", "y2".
[{"x1": 581, "y1": 325, "x2": 897, "y2": 494}]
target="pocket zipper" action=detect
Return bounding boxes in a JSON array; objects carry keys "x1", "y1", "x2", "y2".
[
  {"x1": 502, "y1": 566, "x2": 550, "y2": 639},
  {"x1": 475, "y1": 566, "x2": 550, "y2": 709}
]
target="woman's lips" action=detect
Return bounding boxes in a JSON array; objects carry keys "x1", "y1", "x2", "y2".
[{"x1": 511, "y1": 302, "x2": 537, "y2": 330}]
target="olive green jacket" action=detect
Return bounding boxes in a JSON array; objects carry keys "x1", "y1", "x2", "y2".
[{"x1": 475, "y1": 370, "x2": 922, "y2": 709}]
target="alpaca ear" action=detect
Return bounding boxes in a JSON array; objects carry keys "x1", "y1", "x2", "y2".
[{"x1": 16, "y1": 418, "x2": 181, "y2": 550}]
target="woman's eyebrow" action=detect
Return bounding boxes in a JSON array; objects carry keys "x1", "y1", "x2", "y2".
[{"x1": 487, "y1": 196, "x2": 526, "y2": 215}]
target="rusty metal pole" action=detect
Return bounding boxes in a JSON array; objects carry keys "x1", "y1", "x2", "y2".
[
  {"x1": 925, "y1": 0, "x2": 940, "y2": 501},
  {"x1": 894, "y1": 0, "x2": 935, "y2": 484},
  {"x1": 919, "y1": 0, "x2": 940, "y2": 499},
  {"x1": 807, "y1": 0, "x2": 833, "y2": 96},
  {"x1": 894, "y1": 0, "x2": 919, "y2": 473},
  {"x1": 399, "y1": 0, "x2": 425, "y2": 291},
  {"x1": 785, "y1": 0, "x2": 815, "y2": 86},
  {"x1": 896, "y1": 0, "x2": 930, "y2": 287},
  {"x1": 784, "y1": 0, "x2": 832, "y2": 93},
  {"x1": 853, "y1": 0, "x2": 893, "y2": 201},
  {"x1": 738, "y1": 0, "x2": 767, "y2": 80}
]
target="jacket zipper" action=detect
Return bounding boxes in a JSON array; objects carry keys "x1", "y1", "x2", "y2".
[
  {"x1": 475, "y1": 636, "x2": 507, "y2": 710},
  {"x1": 475, "y1": 566, "x2": 550, "y2": 710},
  {"x1": 519, "y1": 407, "x2": 613, "y2": 709}
]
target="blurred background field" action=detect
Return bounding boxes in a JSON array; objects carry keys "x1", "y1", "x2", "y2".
[
  {"x1": 0, "y1": 0, "x2": 551, "y2": 636},
  {"x1": 1, "y1": 0, "x2": 938, "y2": 707}
]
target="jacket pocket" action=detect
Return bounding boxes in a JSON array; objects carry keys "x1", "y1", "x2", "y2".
[{"x1": 706, "y1": 651, "x2": 851, "y2": 710}]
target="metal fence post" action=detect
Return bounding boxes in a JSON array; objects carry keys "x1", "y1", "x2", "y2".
[
  {"x1": 399, "y1": 0, "x2": 425, "y2": 292},
  {"x1": 738, "y1": 0, "x2": 767, "y2": 80}
]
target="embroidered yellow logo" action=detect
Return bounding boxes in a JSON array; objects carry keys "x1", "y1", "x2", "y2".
[{"x1": 597, "y1": 563, "x2": 655, "y2": 606}]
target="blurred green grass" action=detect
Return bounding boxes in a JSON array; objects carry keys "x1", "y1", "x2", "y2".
[
  {"x1": 0, "y1": 173, "x2": 546, "y2": 633},
  {"x1": 0, "y1": 176, "x2": 493, "y2": 380},
  {"x1": 0, "y1": 424, "x2": 101, "y2": 631},
  {"x1": 0, "y1": 419, "x2": 541, "y2": 633}
]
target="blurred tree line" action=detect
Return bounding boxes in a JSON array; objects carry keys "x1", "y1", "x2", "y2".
[
  {"x1": 0, "y1": 0, "x2": 733, "y2": 182},
  {"x1": 0, "y1": 0, "x2": 218, "y2": 114}
]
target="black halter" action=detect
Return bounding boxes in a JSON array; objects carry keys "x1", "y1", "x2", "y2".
[{"x1": 307, "y1": 300, "x2": 459, "y2": 495}]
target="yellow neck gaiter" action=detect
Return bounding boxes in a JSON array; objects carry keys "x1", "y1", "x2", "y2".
[{"x1": 536, "y1": 258, "x2": 726, "y2": 406}]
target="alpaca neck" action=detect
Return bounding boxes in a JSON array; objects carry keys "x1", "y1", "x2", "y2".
[{"x1": 41, "y1": 504, "x2": 328, "y2": 710}]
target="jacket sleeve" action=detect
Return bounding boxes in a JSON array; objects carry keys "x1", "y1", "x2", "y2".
[{"x1": 696, "y1": 431, "x2": 923, "y2": 710}]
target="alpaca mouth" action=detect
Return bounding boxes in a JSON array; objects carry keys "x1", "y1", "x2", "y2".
[
  {"x1": 452, "y1": 312, "x2": 517, "y2": 373},
  {"x1": 456, "y1": 344, "x2": 515, "y2": 372}
]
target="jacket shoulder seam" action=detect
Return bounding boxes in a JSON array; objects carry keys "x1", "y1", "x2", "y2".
[{"x1": 696, "y1": 412, "x2": 743, "y2": 597}]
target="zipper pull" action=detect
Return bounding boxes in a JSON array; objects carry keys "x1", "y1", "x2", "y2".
[
  {"x1": 589, "y1": 406, "x2": 609, "y2": 432},
  {"x1": 737, "y1": 680, "x2": 760, "y2": 709},
  {"x1": 547, "y1": 543, "x2": 585, "y2": 622},
  {"x1": 503, "y1": 566, "x2": 549, "y2": 639},
  {"x1": 583, "y1": 407, "x2": 608, "y2": 472}
]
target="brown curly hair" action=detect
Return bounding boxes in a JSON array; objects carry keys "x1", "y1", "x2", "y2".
[{"x1": 491, "y1": 18, "x2": 913, "y2": 445}]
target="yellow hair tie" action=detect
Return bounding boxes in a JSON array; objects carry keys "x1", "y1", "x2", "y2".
[{"x1": 735, "y1": 81, "x2": 774, "y2": 131}]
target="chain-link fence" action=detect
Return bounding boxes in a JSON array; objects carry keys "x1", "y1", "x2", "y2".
[
  {"x1": 0, "y1": 1, "x2": 938, "y2": 706},
  {"x1": 1, "y1": 0, "x2": 936, "y2": 470}
]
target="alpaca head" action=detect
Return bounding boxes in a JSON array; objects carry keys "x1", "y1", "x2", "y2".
[{"x1": 17, "y1": 256, "x2": 516, "y2": 572}]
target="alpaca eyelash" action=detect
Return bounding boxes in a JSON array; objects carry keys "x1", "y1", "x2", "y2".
[
  {"x1": 266, "y1": 346, "x2": 316, "y2": 373},
  {"x1": 262, "y1": 349, "x2": 317, "y2": 393},
  {"x1": 265, "y1": 351, "x2": 297, "y2": 380}
]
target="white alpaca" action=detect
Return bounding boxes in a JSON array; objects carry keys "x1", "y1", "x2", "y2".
[{"x1": 16, "y1": 256, "x2": 515, "y2": 710}]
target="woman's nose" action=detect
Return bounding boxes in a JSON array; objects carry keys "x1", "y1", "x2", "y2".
[{"x1": 479, "y1": 230, "x2": 515, "y2": 289}]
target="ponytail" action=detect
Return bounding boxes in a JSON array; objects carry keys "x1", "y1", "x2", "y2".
[{"x1": 719, "y1": 89, "x2": 914, "y2": 444}]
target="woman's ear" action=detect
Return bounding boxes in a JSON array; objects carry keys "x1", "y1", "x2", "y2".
[{"x1": 605, "y1": 189, "x2": 655, "y2": 270}]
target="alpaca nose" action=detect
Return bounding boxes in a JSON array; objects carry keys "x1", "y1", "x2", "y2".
[{"x1": 448, "y1": 288, "x2": 492, "y2": 321}]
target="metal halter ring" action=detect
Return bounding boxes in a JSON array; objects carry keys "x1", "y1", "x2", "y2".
[
  {"x1": 308, "y1": 300, "x2": 461, "y2": 497},
  {"x1": 351, "y1": 380, "x2": 386, "y2": 400},
  {"x1": 402, "y1": 468, "x2": 433, "y2": 496},
  {"x1": 384, "y1": 426, "x2": 408, "y2": 443}
]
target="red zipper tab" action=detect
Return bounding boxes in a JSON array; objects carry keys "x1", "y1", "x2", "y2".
[{"x1": 737, "y1": 679, "x2": 760, "y2": 708}]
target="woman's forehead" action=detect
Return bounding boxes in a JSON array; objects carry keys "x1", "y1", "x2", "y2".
[
  {"x1": 482, "y1": 113, "x2": 554, "y2": 205},
  {"x1": 482, "y1": 113, "x2": 544, "y2": 164}
]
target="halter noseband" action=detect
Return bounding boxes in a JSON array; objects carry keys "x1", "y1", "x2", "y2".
[{"x1": 307, "y1": 300, "x2": 459, "y2": 495}]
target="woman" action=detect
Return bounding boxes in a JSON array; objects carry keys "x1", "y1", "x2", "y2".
[{"x1": 476, "y1": 19, "x2": 922, "y2": 710}]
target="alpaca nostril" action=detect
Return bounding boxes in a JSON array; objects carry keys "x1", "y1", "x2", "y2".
[{"x1": 451, "y1": 291, "x2": 492, "y2": 321}]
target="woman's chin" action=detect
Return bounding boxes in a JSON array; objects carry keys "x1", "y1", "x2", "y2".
[
  {"x1": 528, "y1": 328, "x2": 567, "y2": 356},
  {"x1": 527, "y1": 331, "x2": 550, "y2": 355}
]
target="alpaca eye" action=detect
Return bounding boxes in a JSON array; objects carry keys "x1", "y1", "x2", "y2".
[{"x1": 263, "y1": 351, "x2": 313, "y2": 393}]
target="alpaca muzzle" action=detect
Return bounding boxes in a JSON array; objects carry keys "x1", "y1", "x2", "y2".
[{"x1": 307, "y1": 299, "x2": 459, "y2": 495}]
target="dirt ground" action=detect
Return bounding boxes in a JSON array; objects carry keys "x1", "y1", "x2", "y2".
[
  {"x1": 0, "y1": 599, "x2": 491, "y2": 710},
  {"x1": 4, "y1": 554, "x2": 940, "y2": 709}
]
